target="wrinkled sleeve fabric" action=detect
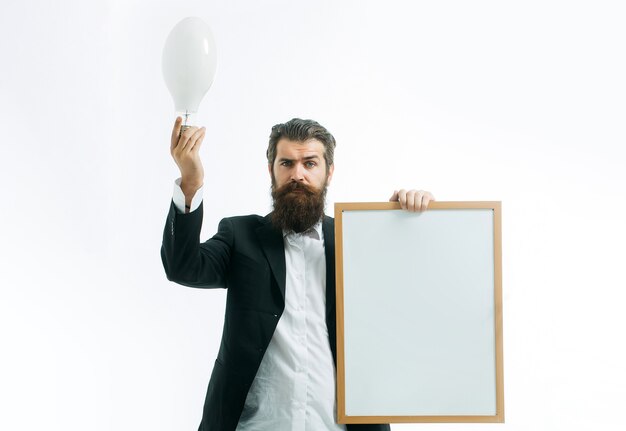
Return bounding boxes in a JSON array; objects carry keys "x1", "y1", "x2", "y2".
[{"x1": 161, "y1": 200, "x2": 233, "y2": 288}]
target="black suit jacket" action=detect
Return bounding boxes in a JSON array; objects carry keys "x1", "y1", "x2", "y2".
[{"x1": 161, "y1": 201, "x2": 389, "y2": 431}]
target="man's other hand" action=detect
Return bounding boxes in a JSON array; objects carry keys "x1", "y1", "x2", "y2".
[{"x1": 389, "y1": 189, "x2": 435, "y2": 212}]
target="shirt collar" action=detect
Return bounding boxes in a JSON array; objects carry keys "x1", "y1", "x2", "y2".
[{"x1": 283, "y1": 220, "x2": 323, "y2": 241}]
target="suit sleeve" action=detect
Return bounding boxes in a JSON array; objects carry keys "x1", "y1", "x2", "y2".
[{"x1": 161, "y1": 200, "x2": 233, "y2": 288}]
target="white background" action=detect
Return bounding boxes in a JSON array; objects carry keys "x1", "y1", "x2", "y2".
[{"x1": 1, "y1": 1, "x2": 625, "y2": 430}]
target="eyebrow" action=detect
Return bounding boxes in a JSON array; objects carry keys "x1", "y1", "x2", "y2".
[{"x1": 277, "y1": 155, "x2": 320, "y2": 162}]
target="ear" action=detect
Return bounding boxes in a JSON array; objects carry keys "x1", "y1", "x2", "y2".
[
  {"x1": 326, "y1": 163, "x2": 335, "y2": 185},
  {"x1": 268, "y1": 163, "x2": 273, "y2": 177}
]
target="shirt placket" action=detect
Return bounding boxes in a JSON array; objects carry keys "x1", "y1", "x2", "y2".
[{"x1": 290, "y1": 235, "x2": 309, "y2": 431}]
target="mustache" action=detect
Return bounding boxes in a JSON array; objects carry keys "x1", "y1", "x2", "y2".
[{"x1": 274, "y1": 181, "x2": 317, "y2": 196}]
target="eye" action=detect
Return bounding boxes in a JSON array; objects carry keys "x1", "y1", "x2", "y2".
[
  {"x1": 280, "y1": 160, "x2": 292, "y2": 167},
  {"x1": 305, "y1": 161, "x2": 317, "y2": 168}
]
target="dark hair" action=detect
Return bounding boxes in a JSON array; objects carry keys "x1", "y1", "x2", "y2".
[{"x1": 267, "y1": 118, "x2": 336, "y2": 169}]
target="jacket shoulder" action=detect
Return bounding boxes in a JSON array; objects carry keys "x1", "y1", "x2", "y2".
[
  {"x1": 219, "y1": 214, "x2": 269, "y2": 232},
  {"x1": 223, "y1": 214, "x2": 266, "y2": 224}
]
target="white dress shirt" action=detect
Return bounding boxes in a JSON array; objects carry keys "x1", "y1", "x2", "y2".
[{"x1": 173, "y1": 180, "x2": 346, "y2": 431}]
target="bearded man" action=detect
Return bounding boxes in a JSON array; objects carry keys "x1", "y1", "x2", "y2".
[{"x1": 161, "y1": 117, "x2": 434, "y2": 431}]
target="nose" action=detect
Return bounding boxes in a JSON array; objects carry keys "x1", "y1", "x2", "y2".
[{"x1": 291, "y1": 163, "x2": 305, "y2": 182}]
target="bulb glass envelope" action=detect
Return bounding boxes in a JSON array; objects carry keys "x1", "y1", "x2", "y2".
[{"x1": 162, "y1": 17, "x2": 217, "y2": 115}]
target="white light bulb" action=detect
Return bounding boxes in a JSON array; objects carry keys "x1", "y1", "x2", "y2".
[{"x1": 162, "y1": 17, "x2": 217, "y2": 128}]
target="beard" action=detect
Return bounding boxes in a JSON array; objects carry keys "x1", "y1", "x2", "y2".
[{"x1": 271, "y1": 179, "x2": 327, "y2": 233}]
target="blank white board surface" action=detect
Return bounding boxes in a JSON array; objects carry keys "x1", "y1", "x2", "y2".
[{"x1": 335, "y1": 202, "x2": 503, "y2": 423}]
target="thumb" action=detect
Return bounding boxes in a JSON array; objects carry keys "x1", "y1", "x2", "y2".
[{"x1": 389, "y1": 190, "x2": 399, "y2": 202}]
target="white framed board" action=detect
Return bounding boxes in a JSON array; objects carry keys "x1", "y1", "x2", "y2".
[{"x1": 334, "y1": 201, "x2": 504, "y2": 423}]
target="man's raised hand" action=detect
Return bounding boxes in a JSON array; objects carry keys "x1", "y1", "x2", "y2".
[{"x1": 170, "y1": 116, "x2": 205, "y2": 197}]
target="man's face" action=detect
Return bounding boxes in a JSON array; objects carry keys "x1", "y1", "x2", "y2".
[
  {"x1": 269, "y1": 138, "x2": 334, "y2": 191},
  {"x1": 269, "y1": 138, "x2": 335, "y2": 232}
]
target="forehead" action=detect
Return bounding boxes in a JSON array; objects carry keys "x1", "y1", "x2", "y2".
[{"x1": 275, "y1": 138, "x2": 325, "y2": 159}]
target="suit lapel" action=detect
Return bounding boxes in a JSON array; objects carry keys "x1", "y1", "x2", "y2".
[
  {"x1": 255, "y1": 215, "x2": 336, "y2": 324},
  {"x1": 256, "y1": 215, "x2": 287, "y2": 301},
  {"x1": 323, "y1": 216, "x2": 339, "y2": 364}
]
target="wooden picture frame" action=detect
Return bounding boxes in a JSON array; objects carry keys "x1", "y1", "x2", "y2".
[{"x1": 334, "y1": 202, "x2": 504, "y2": 423}]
